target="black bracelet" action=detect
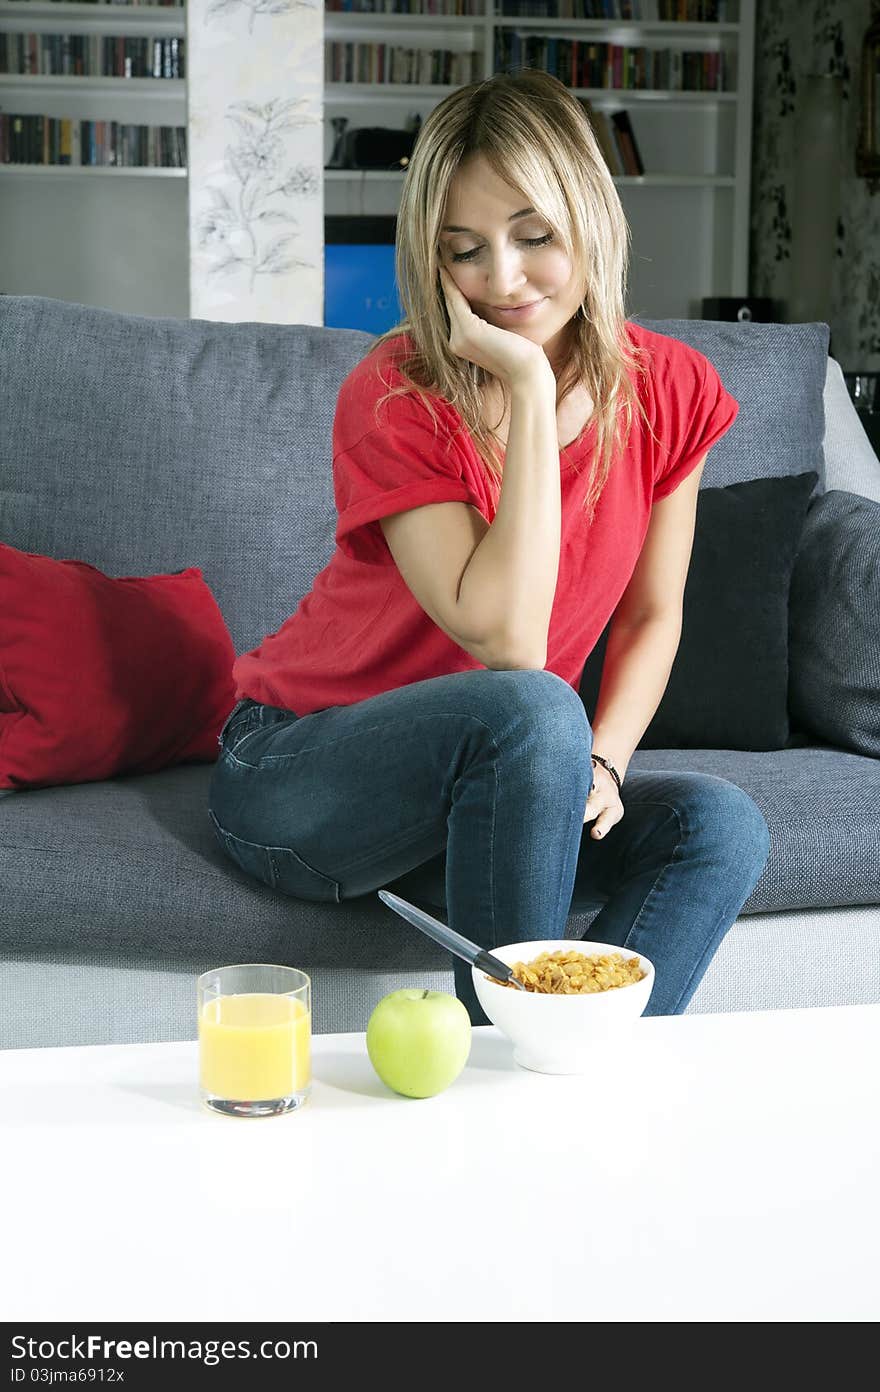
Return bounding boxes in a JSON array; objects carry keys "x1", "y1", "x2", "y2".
[{"x1": 591, "y1": 752, "x2": 622, "y2": 794}]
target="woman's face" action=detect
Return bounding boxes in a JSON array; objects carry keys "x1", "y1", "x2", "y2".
[{"x1": 438, "y1": 153, "x2": 583, "y2": 369}]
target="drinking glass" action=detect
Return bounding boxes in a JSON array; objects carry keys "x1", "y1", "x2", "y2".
[
  {"x1": 198, "y1": 963, "x2": 311, "y2": 1118},
  {"x1": 845, "y1": 373, "x2": 878, "y2": 412}
]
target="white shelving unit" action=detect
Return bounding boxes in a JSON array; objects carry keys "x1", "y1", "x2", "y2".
[
  {"x1": 324, "y1": 1, "x2": 755, "y2": 318},
  {"x1": 0, "y1": 2, "x2": 755, "y2": 320},
  {"x1": 0, "y1": 1, "x2": 187, "y2": 313}
]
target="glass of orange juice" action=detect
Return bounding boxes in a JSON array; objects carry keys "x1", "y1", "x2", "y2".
[{"x1": 197, "y1": 963, "x2": 311, "y2": 1118}]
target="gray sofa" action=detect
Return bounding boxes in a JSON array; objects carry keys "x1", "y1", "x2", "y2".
[{"x1": 1, "y1": 294, "x2": 879, "y2": 1051}]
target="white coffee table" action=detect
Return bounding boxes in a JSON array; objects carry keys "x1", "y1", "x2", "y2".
[{"x1": 3, "y1": 1004, "x2": 879, "y2": 1322}]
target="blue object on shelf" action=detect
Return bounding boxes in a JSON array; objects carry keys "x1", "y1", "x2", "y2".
[
  {"x1": 324, "y1": 243, "x2": 403, "y2": 333},
  {"x1": 324, "y1": 216, "x2": 401, "y2": 334}
]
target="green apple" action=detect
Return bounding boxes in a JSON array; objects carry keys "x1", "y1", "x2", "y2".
[{"x1": 366, "y1": 989, "x2": 471, "y2": 1098}]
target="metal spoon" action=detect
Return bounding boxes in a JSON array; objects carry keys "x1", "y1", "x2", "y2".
[{"x1": 377, "y1": 890, "x2": 527, "y2": 991}]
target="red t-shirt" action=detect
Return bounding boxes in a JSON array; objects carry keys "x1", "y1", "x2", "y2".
[{"x1": 232, "y1": 323, "x2": 739, "y2": 715}]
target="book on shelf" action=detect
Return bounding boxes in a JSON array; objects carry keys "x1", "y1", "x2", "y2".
[
  {"x1": 610, "y1": 108, "x2": 644, "y2": 173},
  {"x1": 578, "y1": 100, "x2": 644, "y2": 176},
  {"x1": 580, "y1": 98, "x2": 621, "y2": 173}
]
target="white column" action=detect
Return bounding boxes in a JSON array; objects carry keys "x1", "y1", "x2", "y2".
[{"x1": 186, "y1": 0, "x2": 323, "y2": 324}]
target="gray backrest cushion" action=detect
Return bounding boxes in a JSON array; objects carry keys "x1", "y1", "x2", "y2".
[
  {"x1": 631, "y1": 317, "x2": 830, "y2": 491},
  {"x1": 0, "y1": 295, "x2": 373, "y2": 656},
  {"x1": 789, "y1": 490, "x2": 880, "y2": 757},
  {"x1": 822, "y1": 356, "x2": 880, "y2": 501},
  {"x1": 0, "y1": 297, "x2": 830, "y2": 656}
]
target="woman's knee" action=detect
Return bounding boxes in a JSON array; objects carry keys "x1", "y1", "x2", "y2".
[
  {"x1": 681, "y1": 775, "x2": 771, "y2": 870},
  {"x1": 479, "y1": 669, "x2": 592, "y2": 748}
]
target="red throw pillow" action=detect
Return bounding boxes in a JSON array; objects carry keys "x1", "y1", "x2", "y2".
[{"x1": 0, "y1": 545, "x2": 237, "y2": 790}]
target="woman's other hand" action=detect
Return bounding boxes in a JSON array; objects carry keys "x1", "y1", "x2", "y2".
[{"x1": 583, "y1": 760, "x2": 624, "y2": 839}]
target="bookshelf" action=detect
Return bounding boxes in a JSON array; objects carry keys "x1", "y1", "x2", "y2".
[
  {"x1": 324, "y1": 0, "x2": 755, "y2": 319},
  {"x1": 0, "y1": 1, "x2": 188, "y2": 314},
  {"x1": 0, "y1": 2, "x2": 186, "y2": 168}
]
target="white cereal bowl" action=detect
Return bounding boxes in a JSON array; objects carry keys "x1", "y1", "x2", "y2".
[{"x1": 472, "y1": 940, "x2": 655, "y2": 1075}]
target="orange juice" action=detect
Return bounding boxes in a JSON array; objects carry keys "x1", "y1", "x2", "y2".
[{"x1": 199, "y1": 992, "x2": 311, "y2": 1100}]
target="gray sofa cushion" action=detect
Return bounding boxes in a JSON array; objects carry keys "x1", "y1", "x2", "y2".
[
  {"x1": 631, "y1": 317, "x2": 830, "y2": 489},
  {"x1": 0, "y1": 295, "x2": 374, "y2": 658},
  {"x1": 789, "y1": 490, "x2": 880, "y2": 757},
  {"x1": 822, "y1": 357, "x2": 880, "y2": 501},
  {"x1": 1, "y1": 746, "x2": 877, "y2": 963},
  {"x1": 628, "y1": 744, "x2": 880, "y2": 910}
]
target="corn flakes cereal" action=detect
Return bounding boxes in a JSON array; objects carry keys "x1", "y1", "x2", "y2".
[{"x1": 489, "y1": 948, "x2": 644, "y2": 994}]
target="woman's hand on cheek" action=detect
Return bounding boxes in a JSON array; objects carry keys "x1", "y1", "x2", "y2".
[
  {"x1": 437, "y1": 264, "x2": 553, "y2": 390},
  {"x1": 583, "y1": 762, "x2": 624, "y2": 839}
]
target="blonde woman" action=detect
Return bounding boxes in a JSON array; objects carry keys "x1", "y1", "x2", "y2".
[{"x1": 209, "y1": 70, "x2": 770, "y2": 1025}]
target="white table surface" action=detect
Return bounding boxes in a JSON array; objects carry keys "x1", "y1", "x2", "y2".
[{"x1": 3, "y1": 1003, "x2": 879, "y2": 1323}]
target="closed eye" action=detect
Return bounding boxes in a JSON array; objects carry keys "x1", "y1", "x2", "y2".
[{"x1": 451, "y1": 234, "x2": 554, "y2": 264}]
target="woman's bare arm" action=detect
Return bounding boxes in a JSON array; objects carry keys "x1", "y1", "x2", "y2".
[{"x1": 455, "y1": 375, "x2": 562, "y2": 667}]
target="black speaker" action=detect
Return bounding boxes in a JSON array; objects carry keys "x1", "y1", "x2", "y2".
[
  {"x1": 701, "y1": 296, "x2": 780, "y2": 323},
  {"x1": 339, "y1": 127, "x2": 417, "y2": 171}
]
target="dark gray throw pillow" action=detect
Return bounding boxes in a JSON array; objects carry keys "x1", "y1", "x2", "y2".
[
  {"x1": 579, "y1": 472, "x2": 819, "y2": 751},
  {"x1": 788, "y1": 490, "x2": 880, "y2": 757}
]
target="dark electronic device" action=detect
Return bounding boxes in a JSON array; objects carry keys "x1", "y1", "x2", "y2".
[{"x1": 701, "y1": 296, "x2": 780, "y2": 323}]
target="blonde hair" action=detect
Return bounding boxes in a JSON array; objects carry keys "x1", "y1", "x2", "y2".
[{"x1": 365, "y1": 68, "x2": 660, "y2": 521}]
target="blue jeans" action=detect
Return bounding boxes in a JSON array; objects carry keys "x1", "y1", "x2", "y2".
[{"x1": 207, "y1": 670, "x2": 770, "y2": 1025}]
